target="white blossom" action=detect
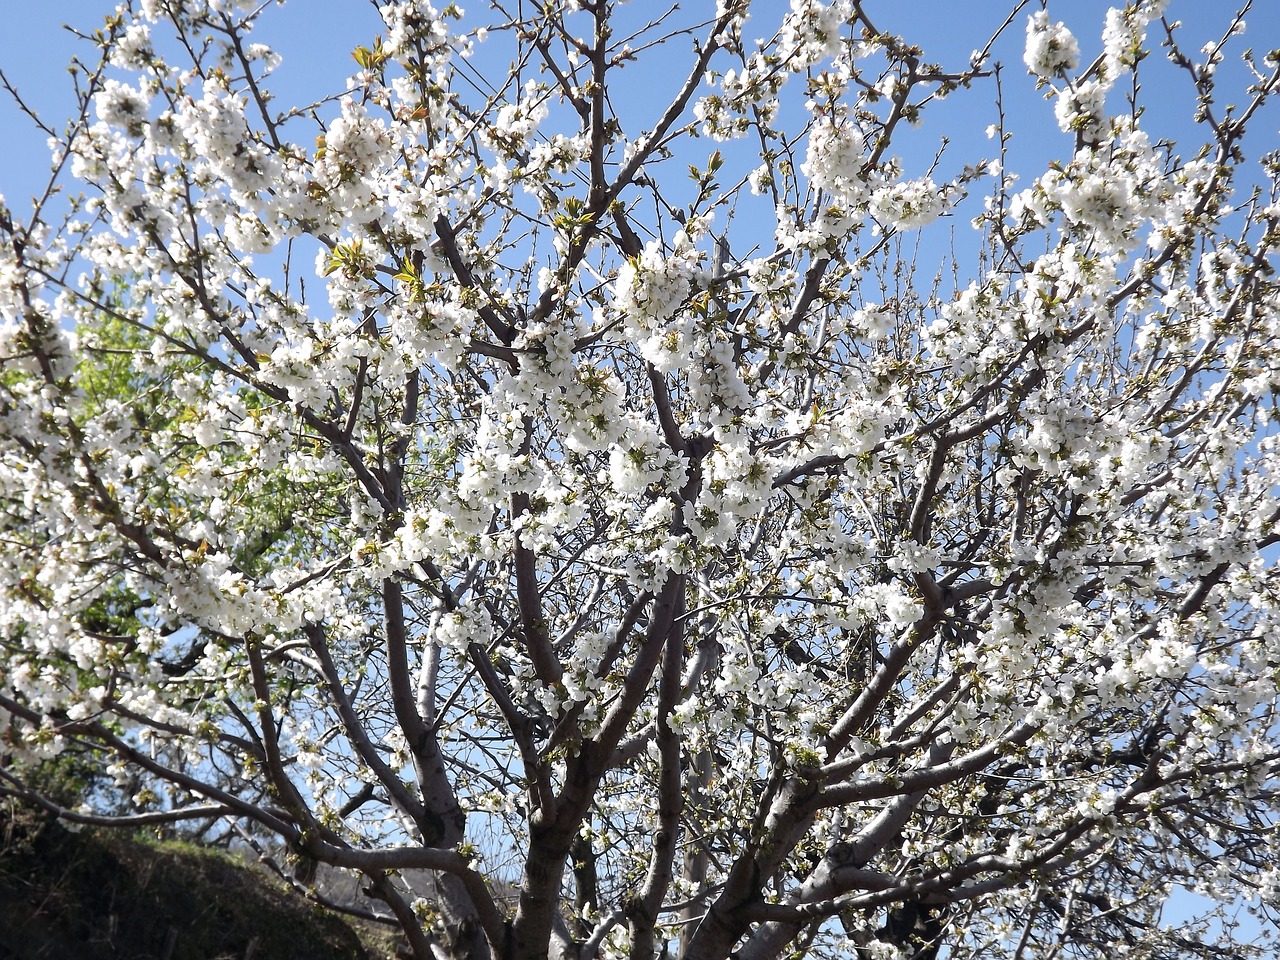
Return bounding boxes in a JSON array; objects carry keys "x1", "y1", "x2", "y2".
[{"x1": 1024, "y1": 10, "x2": 1080, "y2": 79}]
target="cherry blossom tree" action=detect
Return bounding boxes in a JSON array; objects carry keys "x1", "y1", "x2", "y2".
[{"x1": 2, "y1": 1, "x2": 1280, "y2": 958}]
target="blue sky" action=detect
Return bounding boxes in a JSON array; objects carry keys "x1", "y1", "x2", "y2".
[
  {"x1": 3, "y1": 0, "x2": 1277, "y2": 225},
  {"x1": 0, "y1": 0, "x2": 374, "y2": 215}
]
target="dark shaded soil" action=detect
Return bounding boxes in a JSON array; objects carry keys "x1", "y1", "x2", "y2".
[{"x1": 0, "y1": 807, "x2": 385, "y2": 960}]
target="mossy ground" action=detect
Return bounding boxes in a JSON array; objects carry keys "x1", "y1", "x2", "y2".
[{"x1": 0, "y1": 806, "x2": 400, "y2": 960}]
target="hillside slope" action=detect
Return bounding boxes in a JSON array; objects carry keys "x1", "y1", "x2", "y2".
[{"x1": 0, "y1": 809, "x2": 393, "y2": 960}]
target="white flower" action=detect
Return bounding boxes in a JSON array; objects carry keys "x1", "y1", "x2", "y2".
[
  {"x1": 802, "y1": 119, "x2": 867, "y2": 198},
  {"x1": 853, "y1": 304, "x2": 894, "y2": 340},
  {"x1": 1054, "y1": 79, "x2": 1108, "y2": 145},
  {"x1": 1102, "y1": 7, "x2": 1143, "y2": 72},
  {"x1": 109, "y1": 24, "x2": 154, "y2": 69},
  {"x1": 870, "y1": 177, "x2": 945, "y2": 230},
  {"x1": 94, "y1": 80, "x2": 150, "y2": 131},
  {"x1": 884, "y1": 591, "x2": 921, "y2": 628},
  {"x1": 1024, "y1": 11, "x2": 1080, "y2": 79},
  {"x1": 748, "y1": 163, "x2": 773, "y2": 195}
]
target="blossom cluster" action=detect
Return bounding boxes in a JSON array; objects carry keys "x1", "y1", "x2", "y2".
[{"x1": 1, "y1": 2, "x2": 1278, "y2": 959}]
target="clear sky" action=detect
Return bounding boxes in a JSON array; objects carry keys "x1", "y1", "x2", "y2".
[
  {"x1": 0, "y1": 0, "x2": 374, "y2": 216},
  {"x1": 3, "y1": 0, "x2": 1277, "y2": 225}
]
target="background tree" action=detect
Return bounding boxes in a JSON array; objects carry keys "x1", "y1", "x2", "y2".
[{"x1": 2, "y1": 1, "x2": 1280, "y2": 958}]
